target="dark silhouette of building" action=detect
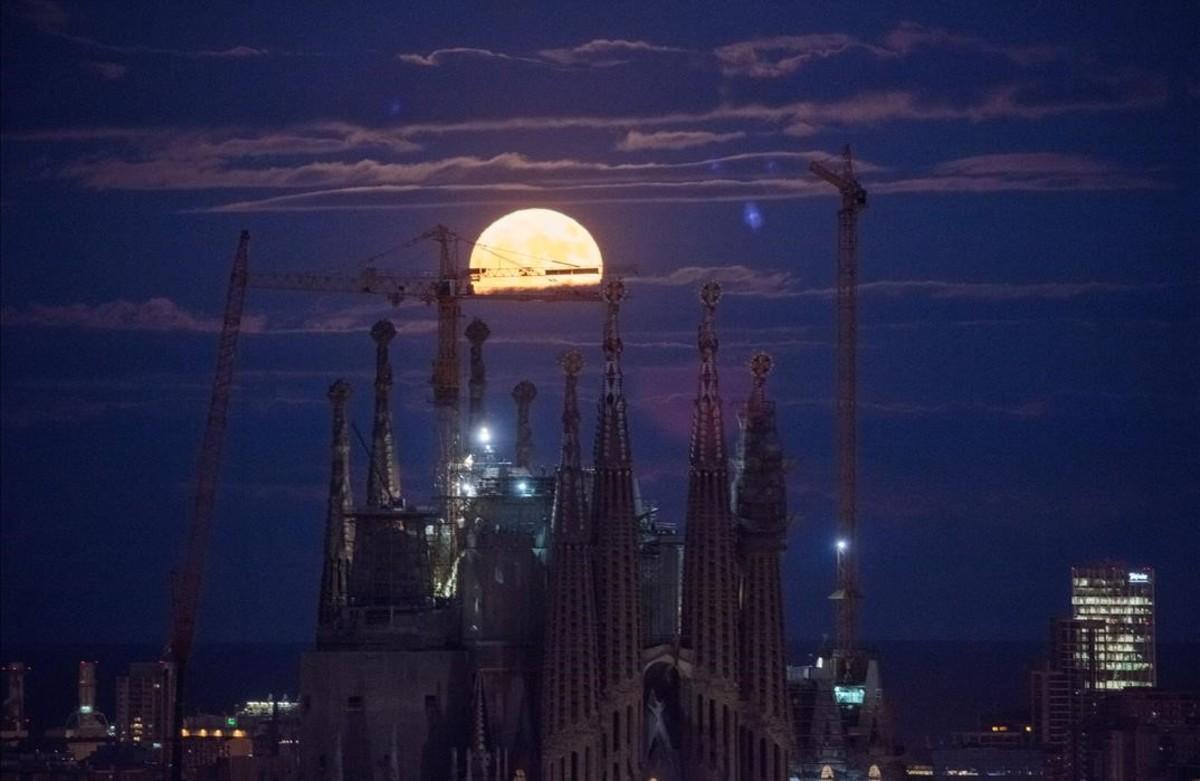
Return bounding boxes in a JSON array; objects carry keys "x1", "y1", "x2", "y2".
[{"x1": 299, "y1": 281, "x2": 795, "y2": 780}]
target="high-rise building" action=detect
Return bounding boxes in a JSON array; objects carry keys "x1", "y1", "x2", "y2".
[
  {"x1": 1, "y1": 662, "x2": 28, "y2": 746},
  {"x1": 1031, "y1": 618, "x2": 1100, "y2": 781},
  {"x1": 115, "y1": 660, "x2": 176, "y2": 746},
  {"x1": 1070, "y1": 563, "x2": 1156, "y2": 690}
]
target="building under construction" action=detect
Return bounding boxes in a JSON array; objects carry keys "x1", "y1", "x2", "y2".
[
  {"x1": 295, "y1": 278, "x2": 794, "y2": 781},
  {"x1": 161, "y1": 150, "x2": 893, "y2": 780}
]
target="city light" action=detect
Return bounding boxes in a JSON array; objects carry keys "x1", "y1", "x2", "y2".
[
  {"x1": 477, "y1": 426, "x2": 491, "y2": 444},
  {"x1": 836, "y1": 539, "x2": 848, "y2": 552}
]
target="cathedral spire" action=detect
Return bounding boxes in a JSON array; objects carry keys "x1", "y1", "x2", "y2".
[
  {"x1": 691, "y1": 281, "x2": 727, "y2": 469},
  {"x1": 680, "y1": 281, "x2": 742, "y2": 778},
  {"x1": 591, "y1": 278, "x2": 644, "y2": 779},
  {"x1": 736, "y1": 352, "x2": 792, "y2": 780},
  {"x1": 541, "y1": 351, "x2": 601, "y2": 781},
  {"x1": 367, "y1": 320, "x2": 401, "y2": 508},
  {"x1": 318, "y1": 379, "x2": 353, "y2": 631}
]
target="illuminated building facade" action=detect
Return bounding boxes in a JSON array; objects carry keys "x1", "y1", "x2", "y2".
[{"x1": 1070, "y1": 563, "x2": 1155, "y2": 690}]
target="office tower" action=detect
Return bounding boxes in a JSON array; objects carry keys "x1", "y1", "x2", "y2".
[{"x1": 1070, "y1": 563, "x2": 1156, "y2": 690}]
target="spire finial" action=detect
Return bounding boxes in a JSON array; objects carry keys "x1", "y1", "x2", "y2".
[
  {"x1": 699, "y1": 282, "x2": 721, "y2": 356},
  {"x1": 750, "y1": 351, "x2": 773, "y2": 399},
  {"x1": 328, "y1": 378, "x2": 351, "y2": 404},
  {"x1": 560, "y1": 349, "x2": 584, "y2": 378},
  {"x1": 371, "y1": 319, "x2": 396, "y2": 345},
  {"x1": 602, "y1": 279, "x2": 625, "y2": 361},
  {"x1": 559, "y1": 351, "x2": 583, "y2": 471},
  {"x1": 465, "y1": 317, "x2": 490, "y2": 346}
]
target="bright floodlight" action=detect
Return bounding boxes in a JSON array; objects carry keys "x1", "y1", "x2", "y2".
[
  {"x1": 836, "y1": 539, "x2": 849, "y2": 552},
  {"x1": 517, "y1": 480, "x2": 529, "y2": 494},
  {"x1": 477, "y1": 426, "x2": 491, "y2": 444}
]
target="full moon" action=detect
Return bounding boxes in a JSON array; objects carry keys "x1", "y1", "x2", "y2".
[{"x1": 468, "y1": 208, "x2": 603, "y2": 294}]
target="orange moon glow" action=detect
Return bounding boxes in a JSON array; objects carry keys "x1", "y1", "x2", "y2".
[{"x1": 468, "y1": 209, "x2": 603, "y2": 294}]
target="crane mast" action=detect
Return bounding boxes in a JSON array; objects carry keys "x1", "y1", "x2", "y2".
[
  {"x1": 428, "y1": 225, "x2": 463, "y2": 595},
  {"x1": 810, "y1": 146, "x2": 868, "y2": 665},
  {"x1": 164, "y1": 231, "x2": 250, "y2": 781}
]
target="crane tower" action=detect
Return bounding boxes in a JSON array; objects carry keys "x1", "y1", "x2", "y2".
[{"x1": 810, "y1": 145, "x2": 868, "y2": 664}]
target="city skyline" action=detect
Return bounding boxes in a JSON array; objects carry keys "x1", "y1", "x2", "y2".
[{"x1": 2, "y1": 0, "x2": 1198, "y2": 662}]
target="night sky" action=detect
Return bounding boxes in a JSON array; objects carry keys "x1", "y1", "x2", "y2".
[{"x1": 2, "y1": 1, "x2": 1197, "y2": 658}]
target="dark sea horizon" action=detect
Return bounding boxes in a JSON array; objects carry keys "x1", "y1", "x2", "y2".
[{"x1": 3, "y1": 639, "x2": 1196, "y2": 751}]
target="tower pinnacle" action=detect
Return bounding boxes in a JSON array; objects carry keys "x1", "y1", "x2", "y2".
[
  {"x1": 592, "y1": 277, "x2": 643, "y2": 779},
  {"x1": 318, "y1": 379, "x2": 353, "y2": 632},
  {"x1": 735, "y1": 353, "x2": 792, "y2": 778},
  {"x1": 680, "y1": 281, "x2": 742, "y2": 778},
  {"x1": 367, "y1": 320, "x2": 401, "y2": 508},
  {"x1": 541, "y1": 350, "x2": 602, "y2": 780}
]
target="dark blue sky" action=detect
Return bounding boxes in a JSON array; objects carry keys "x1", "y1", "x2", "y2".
[{"x1": 2, "y1": 1, "x2": 1197, "y2": 650}]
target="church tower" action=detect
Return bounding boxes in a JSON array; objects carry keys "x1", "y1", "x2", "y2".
[
  {"x1": 680, "y1": 282, "x2": 742, "y2": 780},
  {"x1": 541, "y1": 351, "x2": 603, "y2": 781},
  {"x1": 591, "y1": 279, "x2": 644, "y2": 779},
  {"x1": 735, "y1": 353, "x2": 791, "y2": 781}
]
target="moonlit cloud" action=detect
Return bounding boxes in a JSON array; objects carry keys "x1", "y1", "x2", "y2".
[
  {"x1": 616, "y1": 130, "x2": 746, "y2": 151},
  {"x1": 0, "y1": 297, "x2": 267, "y2": 333},
  {"x1": 396, "y1": 47, "x2": 543, "y2": 67},
  {"x1": 536, "y1": 38, "x2": 688, "y2": 66}
]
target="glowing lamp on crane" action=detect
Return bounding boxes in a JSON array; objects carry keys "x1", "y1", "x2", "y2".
[{"x1": 468, "y1": 209, "x2": 603, "y2": 294}]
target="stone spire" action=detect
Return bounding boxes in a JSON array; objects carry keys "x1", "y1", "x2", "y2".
[
  {"x1": 735, "y1": 353, "x2": 792, "y2": 780},
  {"x1": 318, "y1": 379, "x2": 353, "y2": 631},
  {"x1": 465, "y1": 318, "x2": 491, "y2": 438},
  {"x1": 511, "y1": 381, "x2": 537, "y2": 469},
  {"x1": 679, "y1": 282, "x2": 742, "y2": 779},
  {"x1": 367, "y1": 320, "x2": 401, "y2": 508},
  {"x1": 591, "y1": 278, "x2": 643, "y2": 779},
  {"x1": 541, "y1": 351, "x2": 602, "y2": 781}
]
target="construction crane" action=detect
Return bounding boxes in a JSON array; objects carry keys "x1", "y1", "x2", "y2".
[
  {"x1": 162, "y1": 227, "x2": 604, "y2": 778},
  {"x1": 164, "y1": 231, "x2": 250, "y2": 781},
  {"x1": 248, "y1": 225, "x2": 601, "y2": 594},
  {"x1": 810, "y1": 145, "x2": 868, "y2": 667}
]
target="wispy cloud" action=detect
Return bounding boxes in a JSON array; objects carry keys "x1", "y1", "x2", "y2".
[
  {"x1": 633, "y1": 267, "x2": 1173, "y2": 301},
  {"x1": 536, "y1": 38, "x2": 687, "y2": 66},
  {"x1": 82, "y1": 61, "x2": 128, "y2": 80},
  {"x1": 0, "y1": 297, "x2": 444, "y2": 337},
  {"x1": 616, "y1": 129, "x2": 745, "y2": 151},
  {"x1": 716, "y1": 22, "x2": 1064, "y2": 78},
  {"x1": 395, "y1": 38, "x2": 687, "y2": 70},
  {"x1": 715, "y1": 34, "x2": 880, "y2": 78},
  {"x1": 396, "y1": 47, "x2": 543, "y2": 67},
  {"x1": 0, "y1": 297, "x2": 267, "y2": 333}
]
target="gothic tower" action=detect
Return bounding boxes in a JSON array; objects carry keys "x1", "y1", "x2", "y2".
[
  {"x1": 317, "y1": 379, "x2": 353, "y2": 633},
  {"x1": 680, "y1": 282, "x2": 742, "y2": 780},
  {"x1": 367, "y1": 319, "x2": 401, "y2": 508},
  {"x1": 541, "y1": 351, "x2": 602, "y2": 781},
  {"x1": 735, "y1": 353, "x2": 791, "y2": 781},
  {"x1": 591, "y1": 279, "x2": 644, "y2": 779}
]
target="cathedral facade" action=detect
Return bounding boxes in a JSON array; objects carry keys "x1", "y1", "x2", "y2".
[{"x1": 299, "y1": 281, "x2": 792, "y2": 781}]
